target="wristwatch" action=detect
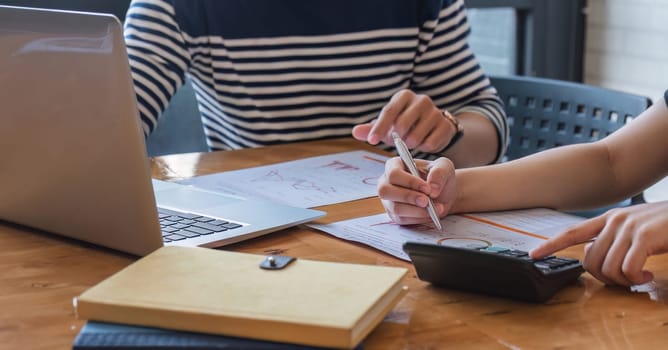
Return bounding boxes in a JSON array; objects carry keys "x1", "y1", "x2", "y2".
[{"x1": 441, "y1": 110, "x2": 464, "y2": 152}]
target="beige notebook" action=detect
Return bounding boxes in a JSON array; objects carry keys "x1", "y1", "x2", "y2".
[{"x1": 74, "y1": 246, "x2": 408, "y2": 349}]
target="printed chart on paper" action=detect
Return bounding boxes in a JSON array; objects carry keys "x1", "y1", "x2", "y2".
[
  {"x1": 309, "y1": 208, "x2": 585, "y2": 260},
  {"x1": 178, "y1": 151, "x2": 388, "y2": 208}
]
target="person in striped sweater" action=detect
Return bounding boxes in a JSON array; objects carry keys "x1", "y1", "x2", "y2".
[{"x1": 124, "y1": 0, "x2": 508, "y2": 167}]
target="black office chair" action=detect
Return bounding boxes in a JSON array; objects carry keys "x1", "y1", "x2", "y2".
[
  {"x1": 490, "y1": 75, "x2": 652, "y2": 215},
  {"x1": 491, "y1": 75, "x2": 652, "y2": 161}
]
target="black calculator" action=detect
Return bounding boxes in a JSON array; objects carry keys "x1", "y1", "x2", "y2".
[{"x1": 403, "y1": 242, "x2": 584, "y2": 302}]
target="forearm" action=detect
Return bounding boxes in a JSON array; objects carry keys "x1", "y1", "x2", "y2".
[
  {"x1": 409, "y1": 0, "x2": 507, "y2": 167},
  {"x1": 443, "y1": 111, "x2": 499, "y2": 168},
  {"x1": 451, "y1": 142, "x2": 621, "y2": 213}
]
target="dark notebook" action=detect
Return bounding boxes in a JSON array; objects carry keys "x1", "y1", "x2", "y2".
[{"x1": 73, "y1": 322, "x2": 364, "y2": 350}]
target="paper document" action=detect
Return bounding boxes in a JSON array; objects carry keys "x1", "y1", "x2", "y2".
[
  {"x1": 308, "y1": 208, "x2": 585, "y2": 261},
  {"x1": 178, "y1": 151, "x2": 388, "y2": 208}
]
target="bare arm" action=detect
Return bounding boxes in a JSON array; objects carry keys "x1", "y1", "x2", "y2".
[
  {"x1": 452, "y1": 99, "x2": 668, "y2": 213},
  {"x1": 352, "y1": 0, "x2": 507, "y2": 168}
]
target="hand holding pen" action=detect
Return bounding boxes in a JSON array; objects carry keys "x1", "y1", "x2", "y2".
[{"x1": 391, "y1": 132, "x2": 443, "y2": 231}]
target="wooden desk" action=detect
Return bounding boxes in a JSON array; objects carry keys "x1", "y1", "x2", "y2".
[{"x1": 3, "y1": 138, "x2": 668, "y2": 349}]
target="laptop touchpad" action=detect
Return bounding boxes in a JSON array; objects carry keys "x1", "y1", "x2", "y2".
[{"x1": 154, "y1": 185, "x2": 242, "y2": 210}]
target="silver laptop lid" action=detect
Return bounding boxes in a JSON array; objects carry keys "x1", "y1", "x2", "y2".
[{"x1": 0, "y1": 6, "x2": 163, "y2": 255}]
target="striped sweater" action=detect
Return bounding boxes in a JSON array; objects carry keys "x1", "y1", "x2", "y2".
[{"x1": 124, "y1": 0, "x2": 508, "y2": 160}]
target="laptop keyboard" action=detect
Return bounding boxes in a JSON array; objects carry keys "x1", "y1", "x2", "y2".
[{"x1": 158, "y1": 207, "x2": 243, "y2": 243}]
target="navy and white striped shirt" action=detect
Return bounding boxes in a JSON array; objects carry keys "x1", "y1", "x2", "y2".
[{"x1": 124, "y1": 0, "x2": 508, "y2": 160}]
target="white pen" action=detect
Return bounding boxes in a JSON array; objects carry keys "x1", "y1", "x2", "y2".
[{"x1": 391, "y1": 132, "x2": 443, "y2": 231}]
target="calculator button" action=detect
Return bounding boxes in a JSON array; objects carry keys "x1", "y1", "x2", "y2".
[
  {"x1": 499, "y1": 250, "x2": 529, "y2": 258},
  {"x1": 483, "y1": 246, "x2": 510, "y2": 253},
  {"x1": 545, "y1": 261, "x2": 568, "y2": 269},
  {"x1": 534, "y1": 262, "x2": 552, "y2": 270},
  {"x1": 537, "y1": 256, "x2": 577, "y2": 270},
  {"x1": 552, "y1": 257, "x2": 578, "y2": 265}
]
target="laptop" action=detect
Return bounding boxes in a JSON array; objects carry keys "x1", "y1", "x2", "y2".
[{"x1": 0, "y1": 6, "x2": 325, "y2": 256}]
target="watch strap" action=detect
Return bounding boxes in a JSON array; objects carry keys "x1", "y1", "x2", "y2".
[{"x1": 441, "y1": 110, "x2": 464, "y2": 152}]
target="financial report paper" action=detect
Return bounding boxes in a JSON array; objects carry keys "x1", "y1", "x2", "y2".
[
  {"x1": 308, "y1": 208, "x2": 585, "y2": 260},
  {"x1": 178, "y1": 151, "x2": 388, "y2": 208}
]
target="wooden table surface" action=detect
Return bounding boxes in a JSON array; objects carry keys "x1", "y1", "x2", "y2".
[{"x1": 3, "y1": 138, "x2": 668, "y2": 349}]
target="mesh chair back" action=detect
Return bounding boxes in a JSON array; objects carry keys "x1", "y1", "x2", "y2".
[{"x1": 491, "y1": 75, "x2": 651, "y2": 161}]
